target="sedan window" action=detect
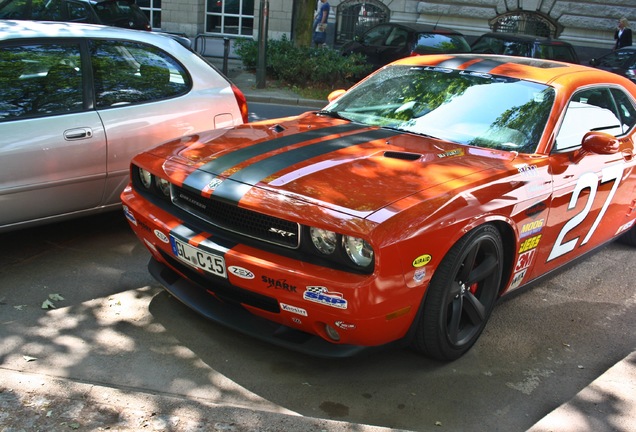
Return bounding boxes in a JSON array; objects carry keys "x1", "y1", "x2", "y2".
[
  {"x1": 90, "y1": 39, "x2": 191, "y2": 107},
  {"x1": 0, "y1": 42, "x2": 83, "y2": 120}
]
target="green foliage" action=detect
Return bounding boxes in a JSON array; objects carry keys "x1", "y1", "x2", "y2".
[{"x1": 234, "y1": 36, "x2": 372, "y2": 91}]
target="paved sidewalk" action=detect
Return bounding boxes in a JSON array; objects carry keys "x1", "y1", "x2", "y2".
[{"x1": 1, "y1": 368, "x2": 410, "y2": 431}]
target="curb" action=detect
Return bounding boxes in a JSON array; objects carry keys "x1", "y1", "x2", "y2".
[{"x1": 527, "y1": 351, "x2": 636, "y2": 432}]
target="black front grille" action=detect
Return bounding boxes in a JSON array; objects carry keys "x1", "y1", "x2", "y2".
[{"x1": 172, "y1": 185, "x2": 300, "y2": 248}]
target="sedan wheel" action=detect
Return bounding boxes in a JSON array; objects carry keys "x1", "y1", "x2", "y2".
[{"x1": 411, "y1": 224, "x2": 503, "y2": 361}]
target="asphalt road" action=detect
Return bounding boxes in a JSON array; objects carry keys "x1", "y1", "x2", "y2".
[{"x1": 1, "y1": 103, "x2": 635, "y2": 431}]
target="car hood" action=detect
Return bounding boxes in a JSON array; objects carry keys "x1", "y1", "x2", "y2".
[{"x1": 158, "y1": 114, "x2": 513, "y2": 219}]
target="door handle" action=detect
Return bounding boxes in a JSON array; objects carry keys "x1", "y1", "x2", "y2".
[{"x1": 64, "y1": 128, "x2": 93, "y2": 140}]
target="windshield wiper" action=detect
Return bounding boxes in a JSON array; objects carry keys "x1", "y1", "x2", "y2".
[{"x1": 316, "y1": 110, "x2": 351, "y2": 121}]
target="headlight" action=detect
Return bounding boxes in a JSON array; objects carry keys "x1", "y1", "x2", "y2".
[
  {"x1": 343, "y1": 235, "x2": 374, "y2": 268},
  {"x1": 155, "y1": 177, "x2": 171, "y2": 197},
  {"x1": 138, "y1": 168, "x2": 152, "y2": 189},
  {"x1": 310, "y1": 227, "x2": 337, "y2": 255}
]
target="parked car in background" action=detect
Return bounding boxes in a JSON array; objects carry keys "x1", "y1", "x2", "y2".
[
  {"x1": 0, "y1": 20, "x2": 248, "y2": 232},
  {"x1": 589, "y1": 47, "x2": 636, "y2": 82},
  {"x1": 471, "y1": 32, "x2": 580, "y2": 63},
  {"x1": 0, "y1": 0, "x2": 151, "y2": 30},
  {"x1": 121, "y1": 54, "x2": 636, "y2": 361},
  {"x1": 340, "y1": 22, "x2": 471, "y2": 70}
]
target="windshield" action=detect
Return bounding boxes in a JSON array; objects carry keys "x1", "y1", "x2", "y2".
[{"x1": 325, "y1": 66, "x2": 555, "y2": 153}]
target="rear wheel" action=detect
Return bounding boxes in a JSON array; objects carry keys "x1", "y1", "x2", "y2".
[{"x1": 411, "y1": 224, "x2": 504, "y2": 361}]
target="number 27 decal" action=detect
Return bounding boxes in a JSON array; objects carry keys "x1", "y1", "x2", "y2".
[{"x1": 547, "y1": 164, "x2": 624, "y2": 261}]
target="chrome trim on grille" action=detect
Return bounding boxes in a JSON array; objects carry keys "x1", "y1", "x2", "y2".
[{"x1": 171, "y1": 184, "x2": 301, "y2": 249}]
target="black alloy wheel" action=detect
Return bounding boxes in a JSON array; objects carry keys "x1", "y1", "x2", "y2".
[{"x1": 411, "y1": 224, "x2": 504, "y2": 361}]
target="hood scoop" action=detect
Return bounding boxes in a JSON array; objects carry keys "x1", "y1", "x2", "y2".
[
  {"x1": 270, "y1": 124, "x2": 286, "y2": 133},
  {"x1": 383, "y1": 151, "x2": 422, "y2": 161}
]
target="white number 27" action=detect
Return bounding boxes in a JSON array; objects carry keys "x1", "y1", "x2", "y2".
[{"x1": 548, "y1": 164, "x2": 624, "y2": 261}]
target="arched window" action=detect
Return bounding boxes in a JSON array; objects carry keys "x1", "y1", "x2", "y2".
[
  {"x1": 336, "y1": 0, "x2": 390, "y2": 45},
  {"x1": 490, "y1": 11, "x2": 561, "y2": 38}
]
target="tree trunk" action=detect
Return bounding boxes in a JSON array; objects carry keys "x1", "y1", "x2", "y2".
[{"x1": 293, "y1": 0, "x2": 315, "y2": 47}]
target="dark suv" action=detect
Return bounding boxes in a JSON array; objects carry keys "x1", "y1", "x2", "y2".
[
  {"x1": 0, "y1": 0, "x2": 151, "y2": 30},
  {"x1": 340, "y1": 22, "x2": 471, "y2": 70},
  {"x1": 471, "y1": 32, "x2": 579, "y2": 63}
]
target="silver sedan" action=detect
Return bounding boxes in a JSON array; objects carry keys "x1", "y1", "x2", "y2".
[{"x1": 0, "y1": 20, "x2": 248, "y2": 232}]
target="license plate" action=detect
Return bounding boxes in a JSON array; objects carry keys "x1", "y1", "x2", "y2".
[{"x1": 170, "y1": 236, "x2": 227, "y2": 278}]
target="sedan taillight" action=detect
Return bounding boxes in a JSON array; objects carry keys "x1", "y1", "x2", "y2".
[{"x1": 231, "y1": 83, "x2": 249, "y2": 124}]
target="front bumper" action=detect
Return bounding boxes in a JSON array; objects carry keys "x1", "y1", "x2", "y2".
[{"x1": 148, "y1": 257, "x2": 401, "y2": 358}]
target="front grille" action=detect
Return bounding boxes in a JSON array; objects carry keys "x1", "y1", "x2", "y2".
[{"x1": 172, "y1": 185, "x2": 301, "y2": 249}]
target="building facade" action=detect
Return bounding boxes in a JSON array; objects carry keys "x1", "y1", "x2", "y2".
[{"x1": 155, "y1": 0, "x2": 635, "y2": 57}]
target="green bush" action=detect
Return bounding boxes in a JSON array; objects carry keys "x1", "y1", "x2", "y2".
[{"x1": 234, "y1": 36, "x2": 371, "y2": 90}]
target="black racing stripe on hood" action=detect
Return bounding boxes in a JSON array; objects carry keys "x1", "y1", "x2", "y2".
[
  {"x1": 183, "y1": 123, "x2": 363, "y2": 191},
  {"x1": 211, "y1": 127, "x2": 399, "y2": 205}
]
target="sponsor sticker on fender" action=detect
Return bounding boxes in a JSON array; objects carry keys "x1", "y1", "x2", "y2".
[{"x1": 412, "y1": 254, "x2": 432, "y2": 268}]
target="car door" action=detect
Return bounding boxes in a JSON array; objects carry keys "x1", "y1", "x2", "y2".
[
  {"x1": 535, "y1": 87, "x2": 636, "y2": 273},
  {"x1": 0, "y1": 39, "x2": 107, "y2": 230},
  {"x1": 358, "y1": 24, "x2": 395, "y2": 67},
  {"x1": 89, "y1": 38, "x2": 230, "y2": 205}
]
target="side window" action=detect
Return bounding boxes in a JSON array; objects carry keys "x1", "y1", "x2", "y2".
[
  {"x1": 65, "y1": 0, "x2": 92, "y2": 22},
  {"x1": 0, "y1": 42, "x2": 83, "y2": 121},
  {"x1": 555, "y1": 88, "x2": 622, "y2": 151},
  {"x1": 90, "y1": 39, "x2": 191, "y2": 108},
  {"x1": 385, "y1": 28, "x2": 408, "y2": 47},
  {"x1": 610, "y1": 88, "x2": 636, "y2": 131},
  {"x1": 363, "y1": 25, "x2": 391, "y2": 45}
]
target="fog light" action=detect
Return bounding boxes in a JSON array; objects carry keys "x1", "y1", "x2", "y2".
[{"x1": 324, "y1": 324, "x2": 340, "y2": 341}]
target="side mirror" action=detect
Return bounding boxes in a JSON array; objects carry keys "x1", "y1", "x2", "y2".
[
  {"x1": 327, "y1": 89, "x2": 347, "y2": 102},
  {"x1": 582, "y1": 131, "x2": 620, "y2": 154},
  {"x1": 572, "y1": 131, "x2": 619, "y2": 163}
]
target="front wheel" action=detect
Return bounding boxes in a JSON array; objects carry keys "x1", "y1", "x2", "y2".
[
  {"x1": 411, "y1": 224, "x2": 504, "y2": 361},
  {"x1": 617, "y1": 222, "x2": 636, "y2": 246}
]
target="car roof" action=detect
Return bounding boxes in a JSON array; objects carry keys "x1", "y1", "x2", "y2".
[
  {"x1": 0, "y1": 20, "x2": 171, "y2": 44},
  {"x1": 390, "y1": 53, "x2": 630, "y2": 86},
  {"x1": 475, "y1": 32, "x2": 574, "y2": 46},
  {"x1": 369, "y1": 22, "x2": 465, "y2": 35}
]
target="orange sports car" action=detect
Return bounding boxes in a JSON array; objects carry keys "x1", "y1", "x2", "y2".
[{"x1": 121, "y1": 54, "x2": 636, "y2": 360}]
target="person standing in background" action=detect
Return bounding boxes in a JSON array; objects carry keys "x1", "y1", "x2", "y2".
[
  {"x1": 313, "y1": 0, "x2": 330, "y2": 46},
  {"x1": 614, "y1": 17, "x2": 633, "y2": 50}
]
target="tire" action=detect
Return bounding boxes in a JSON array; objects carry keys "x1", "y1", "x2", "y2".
[
  {"x1": 618, "y1": 222, "x2": 636, "y2": 246},
  {"x1": 411, "y1": 224, "x2": 504, "y2": 361}
]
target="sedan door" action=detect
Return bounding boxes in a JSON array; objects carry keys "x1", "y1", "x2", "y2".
[{"x1": 0, "y1": 39, "x2": 107, "y2": 230}]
